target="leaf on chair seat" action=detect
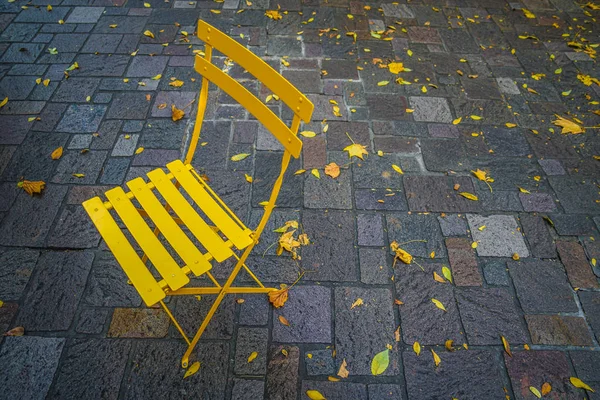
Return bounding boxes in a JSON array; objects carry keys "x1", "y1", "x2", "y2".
[
  {"x1": 268, "y1": 287, "x2": 289, "y2": 308},
  {"x1": 183, "y1": 361, "x2": 200, "y2": 379},
  {"x1": 171, "y1": 104, "x2": 185, "y2": 121}
]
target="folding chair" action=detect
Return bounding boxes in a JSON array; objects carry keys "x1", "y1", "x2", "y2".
[{"x1": 82, "y1": 19, "x2": 314, "y2": 368}]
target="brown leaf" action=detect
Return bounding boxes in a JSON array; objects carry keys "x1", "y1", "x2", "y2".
[
  {"x1": 19, "y1": 180, "x2": 46, "y2": 196},
  {"x1": 278, "y1": 315, "x2": 290, "y2": 326},
  {"x1": 324, "y1": 162, "x2": 340, "y2": 179},
  {"x1": 394, "y1": 326, "x2": 401, "y2": 342},
  {"x1": 51, "y1": 146, "x2": 63, "y2": 160},
  {"x1": 4, "y1": 326, "x2": 24, "y2": 336},
  {"x1": 268, "y1": 287, "x2": 289, "y2": 308},
  {"x1": 171, "y1": 104, "x2": 185, "y2": 121},
  {"x1": 337, "y1": 358, "x2": 349, "y2": 378},
  {"x1": 433, "y1": 271, "x2": 446, "y2": 283}
]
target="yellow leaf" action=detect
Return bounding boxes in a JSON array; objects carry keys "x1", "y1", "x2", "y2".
[
  {"x1": 183, "y1": 361, "x2": 200, "y2": 379},
  {"x1": 592, "y1": 258, "x2": 597, "y2": 267},
  {"x1": 459, "y1": 192, "x2": 478, "y2": 201},
  {"x1": 472, "y1": 241, "x2": 478, "y2": 249},
  {"x1": 452, "y1": 117, "x2": 462, "y2": 125},
  {"x1": 522, "y1": 8, "x2": 536, "y2": 18},
  {"x1": 300, "y1": 130, "x2": 316, "y2": 137},
  {"x1": 392, "y1": 164, "x2": 404, "y2": 174},
  {"x1": 5, "y1": 326, "x2": 24, "y2": 336},
  {"x1": 265, "y1": 10, "x2": 282, "y2": 20},
  {"x1": 0, "y1": 97, "x2": 7, "y2": 108},
  {"x1": 28, "y1": 117, "x2": 37, "y2": 122},
  {"x1": 407, "y1": 49, "x2": 413, "y2": 57},
  {"x1": 344, "y1": 143, "x2": 368, "y2": 160},
  {"x1": 505, "y1": 123, "x2": 517, "y2": 128},
  {"x1": 555, "y1": 68, "x2": 562, "y2": 74},
  {"x1": 244, "y1": 174, "x2": 253, "y2": 183},
  {"x1": 552, "y1": 114, "x2": 585, "y2": 134},
  {"x1": 518, "y1": 187, "x2": 531, "y2": 194},
  {"x1": 42, "y1": 79, "x2": 50, "y2": 86},
  {"x1": 541, "y1": 382, "x2": 552, "y2": 396},
  {"x1": 351, "y1": 298, "x2": 363, "y2": 309},
  {"x1": 327, "y1": 376, "x2": 339, "y2": 382},
  {"x1": 281, "y1": 58, "x2": 290, "y2": 67},
  {"x1": 72, "y1": 173, "x2": 85, "y2": 178},
  {"x1": 570, "y1": 377, "x2": 595, "y2": 392},
  {"x1": 47, "y1": 4, "x2": 52, "y2": 10},
  {"x1": 135, "y1": 147, "x2": 144, "y2": 155},
  {"x1": 431, "y1": 298, "x2": 447, "y2": 312},
  {"x1": 442, "y1": 266, "x2": 453, "y2": 283},
  {"x1": 109, "y1": 24, "x2": 117, "y2": 28},
  {"x1": 231, "y1": 153, "x2": 250, "y2": 161},
  {"x1": 294, "y1": 169, "x2": 306, "y2": 175},
  {"x1": 433, "y1": 271, "x2": 446, "y2": 283},
  {"x1": 338, "y1": 358, "x2": 349, "y2": 378},
  {"x1": 530, "y1": 386, "x2": 541, "y2": 398},
  {"x1": 421, "y1": 85, "x2": 427, "y2": 93},
  {"x1": 36, "y1": 78, "x2": 42, "y2": 84},
  {"x1": 406, "y1": 109, "x2": 414, "y2": 113},
  {"x1": 429, "y1": 251, "x2": 435, "y2": 259},
  {"x1": 324, "y1": 162, "x2": 340, "y2": 179},
  {"x1": 247, "y1": 351, "x2": 258, "y2": 363},
  {"x1": 143, "y1": 30, "x2": 155, "y2": 39},
  {"x1": 478, "y1": 225, "x2": 486, "y2": 231},
  {"x1": 431, "y1": 349, "x2": 441, "y2": 367},
  {"x1": 51, "y1": 146, "x2": 63, "y2": 160},
  {"x1": 371, "y1": 349, "x2": 390, "y2": 375},
  {"x1": 171, "y1": 104, "x2": 184, "y2": 121},
  {"x1": 577, "y1": 73, "x2": 600, "y2": 87},
  {"x1": 377, "y1": 80, "x2": 390, "y2": 86},
  {"x1": 388, "y1": 62, "x2": 405, "y2": 74},
  {"x1": 390, "y1": 241, "x2": 412, "y2": 265},
  {"x1": 413, "y1": 342, "x2": 421, "y2": 356},
  {"x1": 169, "y1": 80, "x2": 184, "y2": 87},
  {"x1": 86, "y1": 96, "x2": 91, "y2": 102},
  {"x1": 531, "y1": 73, "x2": 545, "y2": 81},
  {"x1": 19, "y1": 180, "x2": 46, "y2": 196},
  {"x1": 311, "y1": 169, "x2": 320, "y2": 179},
  {"x1": 210, "y1": 9, "x2": 221, "y2": 13},
  {"x1": 306, "y1": 390, "x2": 326, "y2": 400},
  {"x1": 268, "y1": 287, "x2": 289, "y2": 308},
  {"x1": 470, "y1": 115, "x2": 482, "y2": 120},
  {"x1": 501, "y1": 335, "x2": 512, "y2": 357},
  {"x1": 151, "y1": 74, "x2": 162, "y2": 80},
  {"x1": 278, "y1": 315, "x2": 290, "y2": 326},
  {"x1": 377, "y1": 150, "x2": 384, "y2": 157}
]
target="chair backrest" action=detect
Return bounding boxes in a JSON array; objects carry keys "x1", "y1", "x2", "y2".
[{"x1": 184, "y1": 19, "x2": 314, "y2": 164}]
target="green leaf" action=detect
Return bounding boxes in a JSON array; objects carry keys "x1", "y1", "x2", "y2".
[
  {"x1": 442, "y1": 266, "x2": 453, "y2": 283},
  {"x1": 371, "y1": 349, "x2": 390, "y2": 375}
]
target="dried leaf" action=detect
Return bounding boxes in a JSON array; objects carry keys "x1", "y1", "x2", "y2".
[
  {"x1": 431, "y1": 298, "x2": 447, "y2": 311},
  {"x1": 552, "y1": 114, "x2": 585, "y2": 134},
  {"x1": 265, "y1": 10, "x2": 282, "y2": 20},
  {"x1": 245, "y1": 174, "x2": 253, "y2": 183},
  {"x1": 392, "y1": 164, "x2": 404, "y2": 175},
  {"x1": 445, "y1": 339, "x2": 454, "y2": 351},
  {"x1": 541, "y1": 382, "x2": 552, "y2": 396},
  {"x1": 518, "y1": 187, "x2": 531, "y2": 194},
  {"x1": 471, "y1": 115, "x2": 482, "y2": 120},
  {"x1": 324, "y1": 162, "x2": 340, "y2": 179},
  {"x1": 505, "y1": 122, "x2": 517, "y2": 128},
  {"x1": 278, "y1": 315, "x2": 290, "y2": 326},
  {"x1": 351, "y1": 298, "x2": 364, "y2": 309},
  {"x1": 388, "y1": 62, "x2": 405, "y2": 74},
  {"x1": 294, "y1": 169, "x2": 306, "y2": 175},
  {"x1": 51, "y1": 146, "x2": 63, "y2": 160},
  {"x1": 371, "y1": 349, "x2": 390, "y2": 375},
  {"x1": 171, "y1": 104, "x2": 184, "y2": 121},
  {"x1": 377, "y1": 80, "x2": 390, "y2": 86},
  {"x1": 338, "y1": 358, "x2": 349, "y2": 378},
  {"x1": 570, "y1": 377, "x2": 595, "y2": 392},
  {"x1": 231, "y1": 153, "x2": 250, "y2": 162},
  {"x1": 530, "y1": 386, "x2": 541, "y2": 398},
  {"x1": 452, "y1": 117, "x2": 462, "y2": 125},
  {"x1": 135, "y1": 147, "x2": 144, "y2": 155},
  {"x1": 311, "y1": 169, "x2": 320, "y2": 179},
  {"x1": 431, "y1": 349, "x2": 441, "y2": 367},
  {"x1": 183, "y1": 361, "x2": 200, "y2": 379},
  {"x1": 300, "y1": 130, "x2": 316, "y2": 137},
  {"x1": 459, "y1": 192, "x2": 478, "y2": 201},
  {"x1": 442, "y1": 266, "x2": 453, "y2": 283},
  {"x1": 501, "y1": 335, "x2": 512, "y2": 357},
  {"x1": 151, "y1": 74, "x2": 162, "y2": 80},
  {"x1": 343, "y1": 143, "x2": 368, "y2": 160},
  {"x1": 247, "y1": 351, "x2": 258, "y2": 363},
  {"x1": 433, "y1": 271, "x2": 446, "y2": 283},
  {"x1": 0, "y1": 97, "x2": 8, "y2": 108},
  {"x1": 413, "y1": 342, "x2": 421, "y2": 356},
  {"x1": 4, "y1": 326, "x2": 24, "y2": 336},
  {"x1": 268, "y1": 287, "x2": 289, "y2": 308},
  {"x1": 390, "y1": 241, "x2": 412, "y2": 265},
  {"x1": 306, "y1": 390, "x2": 326, "y2": 400},
  {"x1": 19, "y1": 180, "x2": 46, "y2": 196},
  {"x1": 522, "y1": 8, "x2": 536, "y2": 18},
  {"x1": 143, "y1": 30, "x2": 155, "y2": 39},
  {"x1": 169, "y1": 79, "x2": 184, "y2": 87}
]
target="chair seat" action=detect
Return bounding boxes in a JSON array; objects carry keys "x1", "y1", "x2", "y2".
[{"x1": 82, "y1": 159, "x2": 253, "y2": 307}]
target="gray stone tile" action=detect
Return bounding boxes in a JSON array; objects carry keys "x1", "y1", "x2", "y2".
[
  {"x1": 238, "y1": 294, "x2": 269, "y2": 326},
  {"x1": 266, "y1": 345, "x2": 299, "y2": 400},
  {"x1": 66, "y1": 7, "x2": 105, "y2": 23},
  {"x1": 126, "y1": 55, "x2": 169, "y2": 77},
  {"x1": 386, "y1": 213, "x2": 446, "y2": 258},
  {"x1": 75, "y1": 308, "x2": 109, "y2": 334},
  {"x1": 48, "y1": 205, "x2": 101, "y2": 248},
  {"x1": 0, "y1": 337, "x2": 65, "y2": 400},
  {"x1": 482, "y1": 259, "x2": 510, "y2": 286},
  {"x1": 304, "y1": 168, "x2": 352, "y2": 209},
  {"x1": 231, "y1": 379, "x2": 265, "y2": 400},
  {"x1": 56, "y1": 104, "x2": 107, "y2": 133},
  {"x1": 520, "y1": 214, "x2": 556, "y2": 258},
  {"x1": 438, "y1": 214, "x2": 469, "y2": 236},
  {"x1": 579, "y1": 292, "x2": 600, "y2": 342},
  {"x1": 0, "y1": 249, "x2": 39, "y2": 301},
  {"x1": 0, "y1": 43, "x2": 45, "y2": 63},
  {"x1": 51, "y1": 150, "x2": 108, "y2": 184},
  {"x1": 409, "y1": 96, "x2": 453, "y2": 123},
  {"x1": 467, "y1": 214, "x2": 529, "y2": 258},
  {"x1": 83, "y1": 252, "x2": 141, "y2": 307},
  {"x1": 0, "y1": 76, "x2": 37, "y2": 100},
  {"x1": 234, "y1": 327, "x2": 268, "y2": 375},
  {"x1": 357, "y1": 214, "x2": 384, "y2": 246},
  {"x1": 305, "y1": 349, "x2": 335, "y2": 376},
  {"x1": 301, "y1": 381, "x2": 368, "y2": 400},
  {"x1": 52, "y1": 77, "x2": 101, "y2": 103}
]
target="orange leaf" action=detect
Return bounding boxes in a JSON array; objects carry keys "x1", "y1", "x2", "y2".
[
  {"x1": 337, "y1": 358, "x2": 349, "y2": 378},
  {"x1": 171, "y1": 104, "x2": 185, "y2": 121},
  {"x1": 19, "y1": 180, "x2": 46, "y2": 196},
  {"x1": 324, "y1": 162, "x2": 340, "y2": 178},
  {"x1": 268, "y1": 287, "x2": 289, "y2": 308},
  {"x1": 278, "y1": 315, "x2": 290, "y2": 326},
  {"x1": 541, "y1": 382, "x2": 552, "y2": 396}
]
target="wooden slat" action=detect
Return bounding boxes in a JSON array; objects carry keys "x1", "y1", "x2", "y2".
[
  {"x1": 194, "y1": 55, "x2": 302, "y2": 158},
  {"x1": 105, "y1": 186, "x2": 190, "y2": 290},
  {"x1": 127, "y1": 177, "x2": 212, "y2": 277},
  {"x1": 147, "y1": 168, "x2": 234, "y2": 263},
  {"x1": 167, "y1": 160, "x2": 253, "y2": 250},
  {"x1": 82, "y1": 197, "x2": 165, "y2": 306}
]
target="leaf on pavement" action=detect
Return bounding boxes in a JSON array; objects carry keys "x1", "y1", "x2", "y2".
[
  {"x1": 390, "y1": 241, "x2": 412, "y2": 265},
  {"x1": 432, "y1": 298, "x2": 447, "y2": 311},
  {"x1": 442, "y1": 266, "x2": 453, "y2": 283},
  {"x1": 171, "y1": 104, "x2": 184, "y2": 121},
  {"x1": 306, "y1": 390, "x2": 326, "y2": 400},
  {"x1": 18, "y1": 180, "x2": 45, "y2": 196},
  {"x1": 431, "y1": 349, "x2": 441, "y2": 367},
  {"x1": 541, "y1": 382, "x2": 552, "y2": 396},
  {"x1": 343, "y1": 143, "x2": 368, "y2": 160},
  {"x1": 300, "y1": 130, "x2": 316, "y2": 137},
  {"x1": 247, "y1": 351, "x2": 258, "y2": 363},
  {"x1": 324, "y1": 162, "x2": 340, "y2": 178},
  {"x1": 0, "y1": 97, "x2": 8, "y2": 108},
  {"x1": 143, "y1": 30, "x2": 155, "y2": 39},
  {"x1": 4, "y1": 326, "x2": 24, "y2": 336},
  {"x1": 231, "y1": 153, "x2": 250, "y2": 162},
  {"x1": 183, "y1": 361, "x2": 200, "y2": 379},
  {"x1": 392, "y1": 164, "x2": 404, "y2": 174},
  {"x1": 338, "y1": 358, "x2": 349, "y2": 378},
  {"x1": 501, "y1": 335, "x2": 512, "y2": 357},
  {"x1": 459, "y1": 192, "x2": 478, "y2": 201},
  {"x1": 350, "y1": 298, "x2": 363, "y2": 309},
  {"x1": 268, "y1": 287, "x2": 289, "y2": 308},
  {"x1": 413, "y1": 341, "x2": 421, "y2": 356},
  {"x1": 371, "y1": 349, "x2": 390, "y2": 375},
  {"x1": 530, "y1": 386, "x2": 541, "y2": 398},
  {"x1": 552, "y1": 114, "x2": 585, "y2": 134},
  {"x1": 278, "y1": 315, "x2": 290, "y2": 326},
  {"x1": 51, "y1": 146, "x2": 63, "y2": 160},
  {"x1": 570, "y1": 377, "x2": 595, "y2": 392}
]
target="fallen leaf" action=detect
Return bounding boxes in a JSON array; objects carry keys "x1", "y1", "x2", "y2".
[
  {"x1": 433, "y1": 271, "x2": 446, "y2": 283},
  {"x1": 518, "y1": 187, "x2": 531, "y2": 194},
  {"x1": 47, "y1": 4, "x2": 52, "y2": 11},
  {"x1": 151, "y1": 74, "x2": 162, "y2": 80},
  {"x1": 442, "y1": 266, "x2": 453, "y2": 283},
  {"x1": 459, "y1": 192, "x2": 478, "y2": 201},
  {"x1": 452, "y1": 117, "x2": 462, "y2": 125},
  {"x1": 522, "y1": 8, "x2": 536, "y2": 18},
  {"x1": 344, "y1": 143, "x2": 368, "y2": 160},
  {"x1": 530, "y1": 386, "x2": 542, "y2": 398},
  {"x1": 570, "y1": 377, "x2": 595, "y2": 392},
  {"x1": 432, "y1": 298, "x2": 447, "y2": 311},
  {"x1": 541, "y1": 382, "x2": 552, "y2": 396},
  {"x1": 231, "y1": 153, "x2": 250, "y2": 162},
  {"x1": 72, "y1": 173, "x2": 85, "y2": 178},
  {"x1": 51, "y1": 146, "x2": 63, "y2": 160},
  {"x1": 245, "y1": 174, "x2": 253, "y2": 183},
  {"x1": 265, "y1": 9, "x2": 282, "y2": 20},
  {"x1": 268, "y1": 287, "x2": 289, "y2": 308},
  {"x1": 351, "y1": 298, "x2": 363, "y2": 309},
  {"x1": 324, "y1": 162, "x2": 340, "y2": 179},
  {"x1": 471, "y1": 115, "x2": 482, "y2": 120},
  {"x1": 18, "y1": 180, "x2": 45, "y2": 196},
  {"x1": 512, "y1": 253, "x2": 520, "y2": 261},
  {"x1": 577, "y1": 73, "x2": 600, "y2": 87},
  {"x1": 390, "y1": 241, "x2": 412, "y2": 265},
  {"x1": 505, "y1": 123, "x2": 517, "y2": 128},
  {"x1": 531, "y1": 73, "x2": 545, "y2": 80},
  {"x1": 143, "y1": 1, "x2": 151, "y2": 6},
  {"x1": 388, "y1": 62, "x2": 405, "y2": 74},
  {"x1": 552, "y1": 114, "x2": 585, "y2": 134},
  {"x1": 183, "y1": 361, "x2": 200, "y2": 379},
  {"x1": 413, "y1": 342, "x2": 421, "y2": 356},
  {"x1": 377, "y1": 80, "x2": 390, "y2": 86},
  {"x1": 43, "y1": 78, "x2": 50, "y2": 86},
  {"x1": 4, "y1": 326, "x2": 24, "y2": 336},
  {"x1": 300, "y1": 130, "x2": 316, "y2": 137},
  {"x1": 311, "y1": 169, "x2": 320, "y2": 179},
  {"x1": 445, "y1": 339, "x2": 454, "y2": 351},
  {"x1": 169, "y1": 79, "x2": 184, "y2": 87},
  {"x1": 48, "y1": 47, "x2": 58, "y2": 54},
  {"x1": 278, "y1": 315, "x2": 290, "y2": 326},
  {"x1": 338, "y1": 358, "x2": 349, "y2": 378},
  {"x1": 247, "y1": 351, "x2": 258, "y2": 363},
  {"x1": 501, "y1": 335, "x2": 512, "y2": 357},
  {"x1": 171, "y1": 104, "x2": 184, "y2": 121},
  {"x1": 392, "y1": 164, "x2": 404, "y2": 174},
  {"x1": 0, "y1": 97, "x2": 8, "y2": 108},
  {"x1": 294, "y1": 169, "x2": 306, "y2": 175},
  {"x1": 371, "y1": 349, "x2": 390, "y2": 375},
  {"x1": 135, "y1": 147, "x2": 144, "y2": 155},
  {"x1": 143, "y1": 30, "x2": 155, "y2": 39},
  {"x1": 431, "y1": 349, "x2": 441, "y2": 367},
  {"x1": 306, "y1": 390, "x2": 326, "y2": 400},
  {"x1": 210, "y1": 9, "x2": 220, "y2": 13}
]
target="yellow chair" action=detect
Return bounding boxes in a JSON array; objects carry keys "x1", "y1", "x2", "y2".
[{"x1": 82, "y1": 20, "x2": 314, "y2": 368}]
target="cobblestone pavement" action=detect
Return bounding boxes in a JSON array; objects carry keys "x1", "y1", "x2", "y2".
[{"x1": 1, "y1": 0, "x2": 600, "y2": 398}]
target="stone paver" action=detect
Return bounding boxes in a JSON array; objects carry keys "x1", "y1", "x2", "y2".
[{"x1": 1, "y1": 0, "x2": 600, "y2": 397}]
